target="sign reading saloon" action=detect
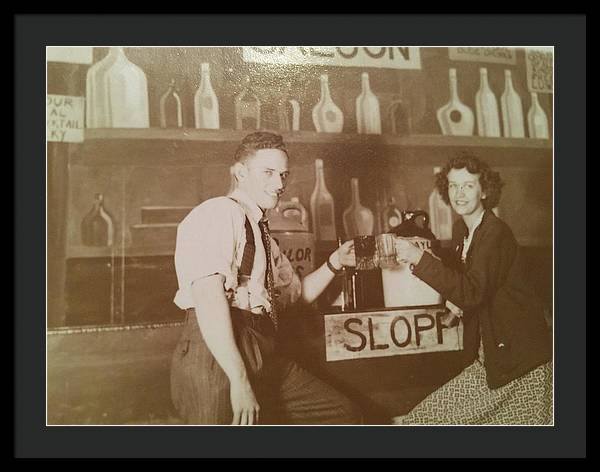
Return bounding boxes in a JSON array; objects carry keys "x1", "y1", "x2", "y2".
[
  {"x1": 242, "y1": 47, "x2": 422, "y2": 70},
  {"x1": 324, "y1": 307, "x2": 463, "y2": 362}
]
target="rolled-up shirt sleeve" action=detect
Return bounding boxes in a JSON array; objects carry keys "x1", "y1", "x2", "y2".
[{"x1": 174, "y1": 198, "x2": 244, "y2": 309}]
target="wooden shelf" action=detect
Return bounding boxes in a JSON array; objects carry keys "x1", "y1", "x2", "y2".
[
  {"x1": 83, "y1": 128, "x2": 551, "y2": 150},
  {"x1": 67, "y1": 244, "x2": 175, "y2": 259}
]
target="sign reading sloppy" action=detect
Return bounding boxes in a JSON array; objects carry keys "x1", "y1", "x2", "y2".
[
  {"x1": 242, "y1": 46, "x2": 422, "y2": 70},
  {"x1": 324, "y1": 307, "x2": 463, "y2": 362},
  {"x1": 47, "y1": 95, "x2": 84, "y2": 143},
  {"x1": 449, "y1": 47, "x2": 517, "y2": 65},
  {"x1": 526, "y1": 48, "x2": 553, "y2": 93}
]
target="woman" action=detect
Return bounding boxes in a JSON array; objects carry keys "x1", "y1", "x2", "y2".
[{"x1": 393, "y1": 154, "x2": 552, "y2": 425}]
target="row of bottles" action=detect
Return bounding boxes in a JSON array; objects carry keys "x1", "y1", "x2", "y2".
[
  {"x1": 86, "y1": 48, "x2": 550, "y2": 139},
  {"x1": 437, "y1": 67, "x2": 549, "y2": 139}
]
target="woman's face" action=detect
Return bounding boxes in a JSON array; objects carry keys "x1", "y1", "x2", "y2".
[{"x1": 447, "y1": 167, "x2": 486, "y2": 218}]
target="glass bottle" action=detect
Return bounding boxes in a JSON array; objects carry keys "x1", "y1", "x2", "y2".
[
  {"x1": 234, "y1": 75, "x2": 261, "y2": 130},
  {"x1": 527, "y1": 92, "x2": 549, "y2": 139},
  {"x1": 86, "y1": 47, "x2": 149, "y2": 128},
  {"x1": 383, "y1": 196, "x2": 403, "y2": 232},
  {"x1": 194, "y1": 63, "x2": 220, "y2": 129},
  {"x1": 159, "y1": 78, "x2": 183, "y2": 128},
  {"x1": 339, "y1": 238, "x2": 357, "y2": 312},
  {"x1": 475, "y1": 67, "x2": 501, "y2": 137},
  {"x1": 310, "y1": 159, "x2": 337, "y2": 241},
  {"x1": 500, "y1": 70, "x2": 525, "y2": 138},
  {"x1": 312, "y1": 74, "x2": 344, "y2": 133},
  {"x1": 436, "y1": 68, "x2": 475, "y2": 136},
  {"x1": 428, "y1": 167, "x2": 453, "y2": 241},
  {"x1": 81, "y1": 193, "x2": 114, "y2": 247},
  {"x1": 355, "y1": 72, "x2": 382, "y2": 134},
  {"x1": 342, "y1": 178, "x2": 374, "y2": 239}
]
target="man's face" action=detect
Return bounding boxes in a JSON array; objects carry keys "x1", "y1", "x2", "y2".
[
  {"x1": 447, "y1": 167, "x2": 486, "y2": 217},
  {"x1": 236, "y1": 149, "x2": 290, "y2": 210}
]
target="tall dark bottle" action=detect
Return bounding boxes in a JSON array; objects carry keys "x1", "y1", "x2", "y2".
[{"x1": 81, "y1": 193, "x2": 114, "y2": 247}]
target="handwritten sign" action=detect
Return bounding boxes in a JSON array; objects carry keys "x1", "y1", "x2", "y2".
[
  {"x1": 47, "y1": 46, "x2": 93, "y2": 65},
  {"x1": 243, "y1": 46, "x2": 421, "y2": 70},
  {"x1": 526, "y1": 48, "x2": 553, "y2": 93},
  {"x1": 47, "y1": 95, "x2": 84, "y2": 143},
  {"x1": 324, "y1": 307, "x2": 463, "y2": 362},
  {"x1": 449, "y1": 47, "x2": 517, "y2": 65}
]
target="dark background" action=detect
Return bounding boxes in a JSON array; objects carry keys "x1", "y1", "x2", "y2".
[{"x1": 17, "y1": 14, "x2": 586, "y2": 458}]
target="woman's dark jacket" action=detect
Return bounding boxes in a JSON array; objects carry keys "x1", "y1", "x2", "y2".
[{"x1": 413, "y1": 210, "x2": 552, "y2": 389}]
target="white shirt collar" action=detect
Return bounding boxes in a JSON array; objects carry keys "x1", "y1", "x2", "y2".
[{"x1": 229, "y1": 188, "x2": 266, "y2": 224}]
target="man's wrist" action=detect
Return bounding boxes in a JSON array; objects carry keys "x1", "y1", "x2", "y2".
[{"x1": 326, "y1": 253, "x2": 344, "y2": 275}]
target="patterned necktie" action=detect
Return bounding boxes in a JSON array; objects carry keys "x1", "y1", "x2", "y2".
[{"x1": 258, "y1": 217, "x2": 278, "y2": 329}]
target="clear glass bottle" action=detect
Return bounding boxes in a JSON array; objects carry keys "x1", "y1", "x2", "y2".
[
  {"x1": 194, "y1": 63, "x2": 220, "y2": 129},
  {"x1": 475, "y1": 67, "x2": 501, "y2": 137},
  {"x1": 383, "y1": 196, "x2": 403, "y2": 232},
  {"x1": 527, "y1": 92, "x2": 549, "y2": 139},
  {"x1": 355, "y1": 72, "x2": 381, "y2": 134},
  {"x1": 428, "y1": 167, "x2": 453, "y2": 241},
  {"x1": 437, "y1": 68, "x2": 475, "y2": 136},
  {"x1": 86, "y1": 47, "x2": 149, "y2": 128},
  {"x1": 342, "y1": 178, "x2": 374, "y2": 239},
  {"x1": 81, "y1": 193, "x2": 114, "y2": 247},
  {"x1": 312, "y1": 74, "x2": 344, "y2": 133},
  {"x1": 159, "y1": 78, "x2": 183, "y2": 128},
  {"x1": 310, "y1": 159, "x2": 337, "y2": 241},
  {"x1": 234, "y1": 75, "x2": 261, "y2": 130},
  {"x1": 500, "y1": 70, "x2": 525, "y2": 138}
]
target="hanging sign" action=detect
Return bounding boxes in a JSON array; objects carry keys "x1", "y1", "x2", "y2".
[
  {"x1": 449, "y1": 47, "x2": 517, "y2": 65},
  {"x1": 47, "y1": 94, "x2": 85, "y2": 143},
  {"x1": 242, "y1": 46, "x2": 422, "y2": 70},
  {"x1": 526, "y1": 48, "x2": 553, "y2": 93},
  {"x1": 324, "y1": 307, "x2": 463, "y2": 362},
  {"x1": 47, "y1": 46, "x2": 93, "y2": 65}
]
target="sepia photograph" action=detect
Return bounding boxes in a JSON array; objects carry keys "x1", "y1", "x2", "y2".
[{"x1": 46, "y1": 44, "x2": 555, "y2": 427}]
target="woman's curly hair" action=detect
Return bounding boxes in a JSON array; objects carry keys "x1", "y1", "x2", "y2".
[
  {"x1": 435, "y1": 153, "x2": 504, "y2": 210},
  {"x1": 234, "y1": 131, "x2": 289, "y2": 163}
]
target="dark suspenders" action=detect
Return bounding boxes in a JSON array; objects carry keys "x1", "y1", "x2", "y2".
[{"x1": 228, "y1": 197, "x2": 255, "y2": 280}]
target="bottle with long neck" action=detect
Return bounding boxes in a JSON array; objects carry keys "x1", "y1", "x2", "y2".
[
  {"x1": 310, "y1": 159, "x2": 337, "y2": 241},
  {"x1": 343, "y1": 178, "x2": 374, "y2": 239},
  {"x1": 527, "y1": 92, "x2": 549, "y2": 139},
  {"x1": 500, "y1": 70, "x2": 525, "y2": 137},
  {"x1": 312, "y1": 74, "x2": 344, "y2": 133},
  {"x1": 356, "y1": 72, "x2": 382, "y2": 134},
  {"x1": 81, "y1": 193, "x2": 114, "y2": 247},
  {"x1": 194, "y1": 63, "x2": 220, "y2": 129},
  {"x1": 436, "y1": 68, "x2": 474, "y2": 136},
  {"x1": 234, "y1": 75, "x2": 261, "y2": 130},
  {"x1": 159, "y1": 78, "x2": 183, "y2": 128},
  {"x1": 428, "y1": 166, "x2": 453, "y2": 241},
  {"x1": 475, "y1": 67, "x2": 501, "y2": 137}
]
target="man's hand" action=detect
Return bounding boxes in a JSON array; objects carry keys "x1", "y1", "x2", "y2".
[
  {"x1": 331, "y1": 240, "x2": 356, "y2": 269},
  {"x1": 229, "y1": 378, "x2": 260, "y2": 425}
]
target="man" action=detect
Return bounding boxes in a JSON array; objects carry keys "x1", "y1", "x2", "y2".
[{"x1": 170, "y1": 131, "x2": 361, "y2": 425}]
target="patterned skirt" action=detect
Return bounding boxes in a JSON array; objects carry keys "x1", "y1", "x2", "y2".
[{"x1": 392, "y1": 358, "x2": 553, "y2": 426}]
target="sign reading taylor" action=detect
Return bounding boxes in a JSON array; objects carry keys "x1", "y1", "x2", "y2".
[
  {"x1": 243, "y1": 47, "x2": 422, "y2": 70},
  {"x1": 324, "y1": 307, "x2": 463, "y2": 362}
]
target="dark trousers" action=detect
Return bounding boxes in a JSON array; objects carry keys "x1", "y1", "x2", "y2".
[{"x1": 170, "y1": 308, "x2": 362, "y2": 425}]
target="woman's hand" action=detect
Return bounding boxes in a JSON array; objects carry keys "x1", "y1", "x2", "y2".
[
  {"x1": 330, "y1": 240, "x2": 355, "y2": 269},
  {"x1": 394, "y1": 238, "x2": 424, "y2": 266}
]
